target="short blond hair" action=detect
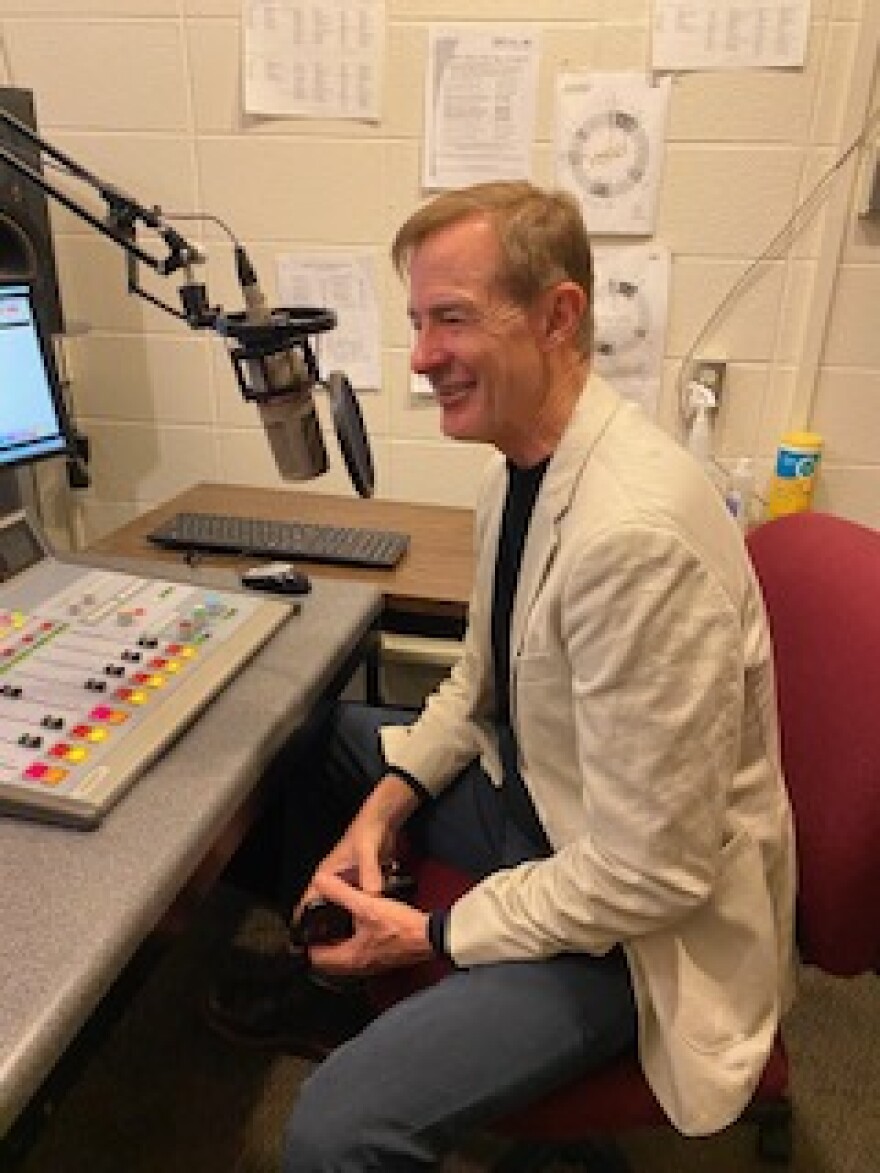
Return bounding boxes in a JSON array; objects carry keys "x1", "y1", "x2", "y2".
[{"x1": 392, "y1": 181, "x2": 594, "y2": 355}]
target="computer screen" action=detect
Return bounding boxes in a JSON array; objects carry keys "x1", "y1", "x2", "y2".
[{"x1": 0, "y1": 280, "x2": 70, "y2": 468}]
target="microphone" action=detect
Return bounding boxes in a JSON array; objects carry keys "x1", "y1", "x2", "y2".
[
  {"x1": 233, "y1": 245, "x2": 329, "y2": 481},
  {"x1": 227, "y1": 246, "x2": 375, "y2": 497}
]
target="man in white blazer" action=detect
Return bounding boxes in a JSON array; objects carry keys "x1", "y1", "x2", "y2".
[{"x1": 214, "y1": 182, "x2": 796, "y2": 1170}]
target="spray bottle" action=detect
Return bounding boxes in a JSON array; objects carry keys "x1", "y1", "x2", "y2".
[
  {"x1": 724, "y1": 457, "x2": 755, "y2": 532},
  {"x1": 686, "y1": 381, "x2": 716, "y2": 469}
]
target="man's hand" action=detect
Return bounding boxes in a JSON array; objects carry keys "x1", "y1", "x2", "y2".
[
  {"x1": 296, "y1": 771, "x2": 421, "y2": 913},
  {"x1": 306, "y1": 870, "x2": 433, "y2": 976}
]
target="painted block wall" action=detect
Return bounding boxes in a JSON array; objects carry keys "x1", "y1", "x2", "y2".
[{"x1": 0, "y1": 0, "x2": 877, "y2": 542}]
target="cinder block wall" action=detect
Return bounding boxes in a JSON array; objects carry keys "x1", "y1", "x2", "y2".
[{"x1": 1, "y1": 0, "x2": 877, "y2": 540}]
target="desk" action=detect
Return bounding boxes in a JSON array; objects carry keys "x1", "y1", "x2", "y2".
[
  {"x1": 89, "y1": 482, "x2": 475, "y2": 637},
  {"x1": 0, "y1": 548, "x2": 381, "y2": 1144}
]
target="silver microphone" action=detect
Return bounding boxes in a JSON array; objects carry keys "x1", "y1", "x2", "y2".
[{"x1": 234, "y1": 246, "x2": 328, "y2": 481}]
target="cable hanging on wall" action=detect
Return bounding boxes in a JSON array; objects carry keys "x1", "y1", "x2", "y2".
[{"x1": 675, "y1": 103, "x2": 880, "y2": 443}]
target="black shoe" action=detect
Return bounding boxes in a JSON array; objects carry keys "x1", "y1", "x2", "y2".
[{"x1": 202, "y1": 946, "x2": 374, "y2": 1060}]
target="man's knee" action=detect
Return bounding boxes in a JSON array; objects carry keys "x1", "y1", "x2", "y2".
[
  {"x1": 283, "y1": 1070, "x2": 344, "y2": 1171},
  {"x1": 282, "y1": 1066, "x2": 403, "y2": 1173},
  {"x1": 282, "y1": 1107, "x2": 342, "y2": 1171}
]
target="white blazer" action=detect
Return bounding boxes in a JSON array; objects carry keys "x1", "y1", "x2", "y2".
[{"x1": 382, "y1": 374, "x2": 796, "y2": 1136}]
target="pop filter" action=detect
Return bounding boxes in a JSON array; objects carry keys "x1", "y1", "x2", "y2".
[{"x1": 326, "y1": 371, "x2": 374, "y2": 499}]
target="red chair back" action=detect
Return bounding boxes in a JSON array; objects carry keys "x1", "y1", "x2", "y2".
[
  {"x1": 372, "y1": 510, "x2": 879, "y2": 1154},
  {"x1": 747, "y1": 512, "x2": 880, "y2": 975}
]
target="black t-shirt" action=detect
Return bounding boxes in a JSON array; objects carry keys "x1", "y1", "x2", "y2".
[
  {"x1": 427, "y1": 457, "x2": 553, "y2": 957},
  {"x1": 491, "y1": 458, "x2": 552, "y2": 853}
]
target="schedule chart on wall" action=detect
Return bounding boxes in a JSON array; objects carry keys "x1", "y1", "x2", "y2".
[{"x1": 0, "y1": 513, "x2": 293, "y2": 828}]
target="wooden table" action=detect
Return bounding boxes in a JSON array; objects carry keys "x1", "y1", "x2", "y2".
[{"x1": 90, "y1": 483, "x2": 476, "y2": 638}]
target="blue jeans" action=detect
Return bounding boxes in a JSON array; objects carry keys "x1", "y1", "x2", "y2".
[{"x1": 281, "y1": 702, "x2": 637, "y2": 1171}]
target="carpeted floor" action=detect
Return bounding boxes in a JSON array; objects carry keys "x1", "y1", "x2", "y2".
[{"x1": 7, "y1": 883, "x2": 879, "y2": 1173}]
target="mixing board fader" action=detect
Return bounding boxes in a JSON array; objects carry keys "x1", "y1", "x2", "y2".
[{"x1": 0, "y1": 513, "x2": 293, "y2": 827}]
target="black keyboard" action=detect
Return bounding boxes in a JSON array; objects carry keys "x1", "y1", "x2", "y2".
[{"x1": 147, "y1": 511, "x2": 410, "y2": 570}]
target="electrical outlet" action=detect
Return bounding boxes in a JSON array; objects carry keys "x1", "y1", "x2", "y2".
[{"x1": 691, "y1": 360, "x2": 726, "y2": 413}]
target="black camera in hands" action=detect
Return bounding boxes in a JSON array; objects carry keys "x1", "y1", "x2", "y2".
[
  {"x1": 290, "y1": 860, "x2": 416, "y2": 948},
  {"x1": 291, "y1": 899, "x2": 355, "y2": 948}
]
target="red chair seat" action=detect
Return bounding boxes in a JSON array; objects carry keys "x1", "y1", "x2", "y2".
[
  {"x1": 373, "y1": 855, "x2": 790, "y2": 1143},
  {"x1": 498, "y1": 1037, "x2": 788, "y2": 1141}
]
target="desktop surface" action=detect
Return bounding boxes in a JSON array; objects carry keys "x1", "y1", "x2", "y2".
[
  {"x1": 0, "y1": 552, "x2": 381, "y2": 1139},
  {"x1": 91, "y1": 483, "x2": 476, "y2": 633}
]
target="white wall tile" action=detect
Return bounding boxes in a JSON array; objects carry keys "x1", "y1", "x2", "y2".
[
  {"x1": 388, "y1": 438, "x2": 491, "y2": 506},
  {"x1": 659, "y1": 146, "x2": 805, "y2": 255},
  {"x1": 666, "y1": 257, "x2": 788, "y2": 360},
  {"x1": 811, "y1": 367, "x2": 880, "y2": 462},
  {"x1": 2, "y1": 20, "x2": 190, "y2": 130},
  {"x1": 810, "y1": 20, "x2": 860, "y2": 144},
  {"x1": 828, "y1": 0, "x2": 866, "y2": 25},
  {"x1": 381, "y1": 139, "x2": 423, "y2": 248},
  {"x1": 597, "y1": 21, "x2": 651, "y2": 68},
  {"x1": 54, "y1": 238, "x2": 184, "y2": 336},
  {"x1": 532, "y1": 28, "x2": 604, "y2": 141},
  {"x1": 812, "y1": 465, "x2": 880, "y2": 528},
  {"x1": 776, "y1": 260, "x2": 818, "y2": 364},
  {"x1": 667, "y1": 40, "x2": 820, "y2": 143},
  {"x1": 822, "y1": 264, "x2": 880, "y2": 368},
  {"x1": 599, "y1": 1, "x2": 650, "y2": 22},
  {"x1": 71, "y1": 336, "x2": 214, "y2": 425},
  {"x1": 196, "y1": 138, "x2": 392, "y2": 244},
  {"x1": 788, "y1": 148, "x2": 836, "y2": 260},
  {"x1": 186, "y1": 19, "x2": 239, "y2": 136},
  {"x1": 46, "y1": 133, "x2": 199, "y2": 238},
  {"x1": 713, "y1": 366, "x2": 770, "y2": 458},
  {"x1": 31, "y1": 459, "x2": 74, "y2": 549},
  {"x1": 181, "y1": 0, "x2": 239, "y2": 14},
  {"x1": 70, "y1": 498, "x2": 142, "y2": 548},
  {"x1": 756, "y1": 367, "x2": 799, "y2": 457},
  {"x1": 82, "y1": 420, "x2": 218, "y2": 503},
  {"x1": 0, "y1": 1, "x2": 178, "y2": 11}
]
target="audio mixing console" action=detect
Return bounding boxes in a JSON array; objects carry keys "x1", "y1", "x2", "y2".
[{"x1": 0, "y1": 512, "x2": 293, "y2": 827}]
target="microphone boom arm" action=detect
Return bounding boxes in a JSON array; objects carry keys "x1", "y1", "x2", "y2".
[
  {"x1": 0, "y1": 105, "x2": 373, "y2": 496},
  {"x1": 0, "y1": 110, "x2": 203, "y2": 330},
  {"x1": 0, "y1": 110, "x2": 341, "y2": 349}
]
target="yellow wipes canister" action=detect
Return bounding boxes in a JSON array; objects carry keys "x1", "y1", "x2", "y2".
[{"x1": 766, "y1": 431, "x2": 823, "y2": 518}]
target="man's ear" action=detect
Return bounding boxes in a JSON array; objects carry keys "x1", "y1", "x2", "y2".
[{"x1": 540, "y1": 281, "x2": 587, "y2": 349}]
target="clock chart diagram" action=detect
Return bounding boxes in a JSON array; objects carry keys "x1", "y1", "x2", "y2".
[
  {"x1": 593, "y1": 245, "x2": 671, "y2": 417},
  {"x1": 556, "y1": 73, "x2": 671, "y2": 235},
  {"x1": 595, "y1": 275, "x2": 651, "y2": 361},
  {"x1": 568, "y1": 108, "x2": 651, "y2": 201}
]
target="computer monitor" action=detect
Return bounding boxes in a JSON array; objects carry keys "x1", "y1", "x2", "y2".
[{"x1": 0, "y1": 280, "x2": 70, "y2": 469}]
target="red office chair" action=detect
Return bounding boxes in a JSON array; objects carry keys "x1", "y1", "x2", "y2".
[{"x1": 373, "y1": 510, "x2": 880, "y2": 1171}]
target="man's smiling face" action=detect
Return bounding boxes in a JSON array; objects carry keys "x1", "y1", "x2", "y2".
[{"x1": 406, "y1": 214, "x2": 555, "y2": 465}]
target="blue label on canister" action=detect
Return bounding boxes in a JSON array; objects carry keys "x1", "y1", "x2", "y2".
[{"x1": 775, "y1": 449, "x2": 820, "y2": 479}]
